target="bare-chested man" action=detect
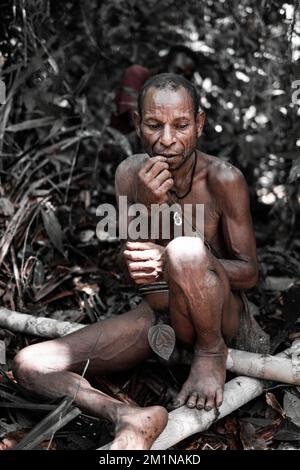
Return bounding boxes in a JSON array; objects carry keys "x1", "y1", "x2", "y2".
[{"x1": 12, "y1": 73, "x2": 258, "y2": 450}]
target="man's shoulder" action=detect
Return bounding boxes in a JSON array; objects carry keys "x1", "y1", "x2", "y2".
[
  {"x1": 205, "y1": 155, "x2": 246, "y2": 190},
  {"x1": 201, "y1": 154, "x2": 248, "y2": 210}
]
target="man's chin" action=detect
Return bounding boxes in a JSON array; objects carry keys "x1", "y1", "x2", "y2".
[{"x1": 167, "y1": 156, "x2": 187, "y2": 170}]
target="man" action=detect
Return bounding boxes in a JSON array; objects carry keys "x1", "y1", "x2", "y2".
[
  {"x1": 13, "y1": 73, "x2": 261, "y2": 450},
  {"x1": 163, "y1": 45, "x2": 198, "y2": 81}
]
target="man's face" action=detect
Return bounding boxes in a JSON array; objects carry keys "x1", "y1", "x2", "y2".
[
  {"x1": 137, "y1": 86, "x2": 204, "y2": 170},
  {"x1": 167, "y1": 53, "x2": 196, "y2": 81}
]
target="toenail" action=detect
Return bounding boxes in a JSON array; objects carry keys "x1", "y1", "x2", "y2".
[{"x1": 205, "y1": 406, "x2": 212, "y2": 411}]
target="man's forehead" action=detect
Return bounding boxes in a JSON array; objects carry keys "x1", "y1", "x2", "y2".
[{"x1": 142, "y1": 86, "x2": 194, "y2": 116}]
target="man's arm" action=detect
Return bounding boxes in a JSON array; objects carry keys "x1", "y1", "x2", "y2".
[
  {"x1": 212, "y1": 164, "x2": 258, "y2": 290},
  {"x1": 115, "y1": 155, "x2": 167, "y2": 284},
  {"x1": 115, "y1": 153, "x2": 160, "y2": 249},
  {"x1": 115, "y1": 156, "x2": 138, "y2": 281}
]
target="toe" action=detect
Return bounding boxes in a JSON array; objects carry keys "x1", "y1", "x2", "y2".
[
  {"x1": 204, "y1": 395, "x2": 215, "y2": 411},
  {"x1": 215, "y1": 389, "x2": 223, "y2": 408},
  {"x1": 173, "y1": 388, "x2": 189, "y2": 408},
  {"x1": 187, "y1": 392, "x2": 198, "y2": 408},
  {"x1": 196, "y1": 396, "x2": 205, "y2": 410}
]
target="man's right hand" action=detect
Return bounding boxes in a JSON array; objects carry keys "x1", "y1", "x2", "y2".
[
  {"x1": 123, "y1": 241, "x2": 165, "y2": 285},
  {"x1": 136, "y1": 156, "x2": 174, "y2": 206}
]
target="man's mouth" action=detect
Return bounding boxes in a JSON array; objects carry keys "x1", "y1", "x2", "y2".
[{"x1": 159, "y1": 154, "x2": 180, "y2": 158}]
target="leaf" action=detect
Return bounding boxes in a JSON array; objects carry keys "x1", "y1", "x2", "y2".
[
  {"x1": 0, "y1": 198, "x2": 14, "y2": 216},
  {"x1": 33, "y1": 259, "x2": 45, "y2": 292},
  {"x1": 79, "y1": 229, "x2": 95, "y2": 243},
  {"x1": 265, "y1": 276, "x2": 296, "y2": 291},
  {"x1": 274, "y1": 420, "x2": 300, "y2": 441},
  {"x1": 281, "y1": 282, "x2": 300, "y2": 322},
  {"x1": 5, "y1": 117, "x2": 55, "y2": 132},
  {"x1": 148, "y1": 324, "x2": 175, "y2": 361},
  {"x1": 265, "y1": 392, "x2": 285, "y2": 418},
  {"x1": 41, "y1": 203, "x2": 64, "y2": 255},
  {"x1": 0, "y1": 341, "x2": 5, "y2": 365},
  {"x1": 0, "y1": 420, "x2": 21, "y2": 439},
  {"x1": 289, "y1": 158, "x2": 300, "y2": 184},
  {"x1": 106, "y1": 126, "x2": 132, "y2": 158},
  {"x1": 283, "y1": 391, "x2": 300, "y2": 427},
  {"x1": 33, "y1": 272, "x2": 71, "y2": 302},
  {"x1": 239, "y1": 421, "x2": 268, "y2": 450}
]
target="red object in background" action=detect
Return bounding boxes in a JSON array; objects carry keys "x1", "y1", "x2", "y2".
[{"x1": 111, "y1": 65, "x2": 151, "y2": 134}]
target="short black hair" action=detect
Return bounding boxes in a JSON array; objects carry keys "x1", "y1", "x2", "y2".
[{"x1": 137, "y1": 73, "x2": 200, "y2": 117}]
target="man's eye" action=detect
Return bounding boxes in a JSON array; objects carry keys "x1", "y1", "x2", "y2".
[
  {"x1": 148, "y1": 124, "x2": 161, "y2": 129},
  {"x1": 176, "y1": 124, "x2": 189, "y2": 129}
]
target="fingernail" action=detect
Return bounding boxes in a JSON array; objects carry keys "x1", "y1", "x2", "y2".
[{"x1": 205, "y1": 406, "x2": 212, "y2": 411}]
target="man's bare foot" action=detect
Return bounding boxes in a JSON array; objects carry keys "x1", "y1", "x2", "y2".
[
  {"x1": 173, "y1": 340, "x2": 228, "y2": 411},
  {"x1": 110, "y1": 405, "x2": 168, "y2": 450}
]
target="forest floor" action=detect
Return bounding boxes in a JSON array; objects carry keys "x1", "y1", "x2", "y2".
[{"x1": 0, "y1": 161, "x2": 300, "y2": 451}]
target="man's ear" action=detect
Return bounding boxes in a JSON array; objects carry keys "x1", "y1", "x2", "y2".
[
  {"x1": 196, "y1": 110, "x2": 206, "y2": 138},
  {"x1": 133, "y1": 111, "x2": 141, "y2": 137}
]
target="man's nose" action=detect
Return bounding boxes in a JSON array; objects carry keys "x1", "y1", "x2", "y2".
[{"x1": 160, "y1": 125, "x2": 176, "y2": 147}]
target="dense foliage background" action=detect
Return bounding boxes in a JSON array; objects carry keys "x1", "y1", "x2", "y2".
[
  {"x1": 0, "y1": 0, "x2": 300, "y2": 450},
  {"x1": 1, "y1": 0, "x2": 300, "y2": 236}
]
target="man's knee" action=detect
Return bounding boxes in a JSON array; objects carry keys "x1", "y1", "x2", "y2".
[
  {"x1": 12, "y1": 345, "x2": 48, "y2": 389},
  {"x1": 165, "y1": 236, "x2": 209, "y2": 278}
]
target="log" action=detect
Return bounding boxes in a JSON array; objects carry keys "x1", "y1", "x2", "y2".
[
  {"x1": 226, "y1": 347, "x2": 300, "y2": 385},
  {"x1": 0, "y1": 307, "x2": 85, "y2": 338},
  {"x1": 98, "y1": 342, "x2": 300, "y2": 450}
]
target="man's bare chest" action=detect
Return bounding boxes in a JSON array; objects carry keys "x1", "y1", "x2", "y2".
[{"x1": 152, "y1": 185, "x2": 221, "y2": 244}]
